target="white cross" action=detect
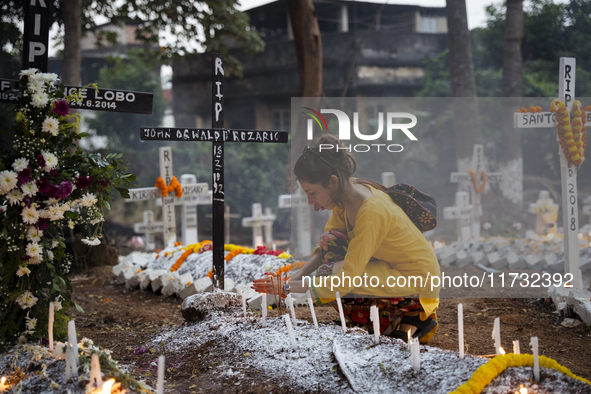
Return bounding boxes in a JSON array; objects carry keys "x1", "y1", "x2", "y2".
[
  {"x1": 133, "y1": 210, "x2": 164, "y2": 251},
  {"x1": 513, "y1": 57, "x2": 584, "y2": 289},
  {"x1": 242, "y1": 203, "x2": 276, "y2": 248},
  {"x1": 279, "y1": 186, "x2": 312, "y2": 257},
  {"x1": 156, "y1": 174, "x2": 213, "y2": 245},
  {"x1": 450, "y1": 144, "x2": 502, "y2": 239},
  {"x1": 381, "y1": 172, "x2": 396, "y2": 187},
  {"x1": 443, "y1": 191, "x2": 473, "y2": 243},
  {"x1": 205, "y1": 205, "x2": 241, "y2": 244},
  {"x1": 528, "y1": 191, "x2": 559, "y2": 235},
  {"x1": 124, "y1": 147, "x2": 210, "y2": 247}
]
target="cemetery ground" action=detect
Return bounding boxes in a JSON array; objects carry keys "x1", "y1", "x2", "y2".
[{"x1": 64, "y1": 265, "x2": 591, "y2": 393}]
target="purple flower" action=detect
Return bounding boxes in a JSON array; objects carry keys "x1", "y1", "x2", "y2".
[
  {"x1": 75, "y1": 176, "x2": 92, "y2": 189},
  {"x1": 23, "y1": 196, "x2": 32, "y2": 208},
  {"x1": 55, "y1": 179, "x2": 73, "y2": 199},
  {"x1": 36, "y1": 155, "x2": 46, "y2": 168},
  {"x1": 17, "y1": 167, "x2": 32, "y2": 186},
  {"x1": 98, "y1": 178, "x2": 109, "y2": 187},
  {"x1": 21, "y1": 255, "x2": 31, "y2": 261},
  {"x1": 37, "y1": 178, "x2": 52, "y2": 195},
  {"x1": 37, "y1": 218, "x2": 50, "y2": 231},
  {"x1": 52, "y1": 100, "x2": 69, "y2": 117},
  {"x1": 50, "y1": 169, "x2": 59, "y2": 178}
]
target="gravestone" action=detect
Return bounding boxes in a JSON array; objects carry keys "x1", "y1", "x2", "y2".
[
  {"x1": 139, "y1": 54, "x2": 288, "y2": 290},
  {"x1": 133, "y1": 210, "x2": 163, "y2": 251},
  {"x1": 443, "y1": 192, "x2": 473, "y2": 243},
  {"x1": 279, "y1": 187, "x2": 313, "y2": 257},
  {"x1": 242, "y1": 203, "x2": 276, "y2": 248},
  {"x1": 450, "y1": 145, "x2": 502, "y2": 239},
  {"x1": 528, "y1": 191, "x2": 559, "y2": 235},
  {"x1": 513, "y1": 57, "x2": 584, "y2": 289}
]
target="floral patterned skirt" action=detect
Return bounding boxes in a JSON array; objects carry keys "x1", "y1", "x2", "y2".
[{"x1": 316, "y1": 231, "x2": 423, "y2": 335}]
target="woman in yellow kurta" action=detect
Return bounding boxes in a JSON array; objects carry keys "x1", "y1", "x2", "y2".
[{"x1": 253, "y1": 134, "x2": 440, "y2": 342}]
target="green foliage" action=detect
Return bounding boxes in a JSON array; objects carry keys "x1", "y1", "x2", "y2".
[{"x1": 85, "y1": 50, "x2": 166, "y2": 150}]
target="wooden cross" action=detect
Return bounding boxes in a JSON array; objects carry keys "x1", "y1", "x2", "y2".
[
  {"x1": 443, "y1": 191, "x2": 473, "y2": 243},
  {"x1": 450, "y1": 144, "x2": 502, "y2": 239},
  {"x1": 278, "y1": 187, "x2": 313, "y2": 257},
  {"x1": 139, "y1": 54, "x2": 288, "y2": 290},
  {"x1": 0, "y1": 1, "x2": 153, "y2": 115},
  {"x1": 513, "y1": 57, "x2": 584, "y2": 289},
  {"x1": 156, "y1": 174, "x2": 213, "y2": 245},
  {"x1": 205, "y1": 205, "x2": 241, "y2": 245},
  {"x1": 528, "y1": 191, "x2": 559, "y2": 235},
  {"x1": 242, "y1": 203, "x2": 277, "y2": 248},
  {"x1": 133, "y1": 210, "x2": 164, "y2": 251},
  {"x1": 124, "y1": 147, "x2": 210, "y2": 247}
]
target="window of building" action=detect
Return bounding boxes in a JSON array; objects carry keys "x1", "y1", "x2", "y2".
[
  {"x1": 272, "y1": 110, "x2": 290, "y2": 131},
  {"x1": 420, "y1": 17, "x2": 438, "y2": 33}
]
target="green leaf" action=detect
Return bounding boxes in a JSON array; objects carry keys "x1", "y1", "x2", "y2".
[
  {"x1": 103, "y1": 200, "x2": 111, "y2": 210},
  {"x1": 46, "y1": 263, "x2": 55, "y2": 269},
  {"x1": 74, "y1": 302, "x2": 85, "y2": 313},
  {"x1": 64, "y1": 211, "x2": 77, "y2": 219},
  {"x1": 53, "y1": 283, "x2": 61, "y2": 292}
]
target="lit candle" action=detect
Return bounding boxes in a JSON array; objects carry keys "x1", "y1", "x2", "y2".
[
  {"x1": 530, "y1": 337, "x2": 539, "y2": 381},
  {"x1": 492, "y1": 318, "x2": 501, "y2": 355},
  {"x1": 48, "y1": 302, "x2": 54, "y2": 352},
  {"x1": 335, "y1": 291, "x2": 347, "y2": 333},
  {"x1": 261, "y1": 293, "x2": 267, "y2": 327},
  {"x1": 306, "y1": 290, "x2": 318, "y2": 328},
  {"x1": 499, "y1": 347, "x2": 506, "y2": 355},
  {"x1": 241, "y1": 290, "x2": 247, "y2": 318},
  {"x1": 458, "y1": 303, "x2": 464, "y2": 359},
  {"x1": 370, "y1": 305, "x2": 380, "y2": 345},
  {"x1": 157, "y1": 355, "x2": 165, "y2": 394},
  {"x1": 283, "y1": 314, "x2": 298, "y2": 351},
  {"x1": 0, "y1": 377, "x2": 9, "y2": 392},
  {"x1": 407, "y1": 329, "x2": 412, "y2": 351},
  {"x1": 513, "y1": 340, "x2": 520, "y2": 355},
  {"x1": 286, "y1": 293, "x2": 297, "y2": 326},
  {"x1": 410, "y1": 338, "x2": 420, "y2": 372},
  {"x1": 90, "y1": 353, "x2": 103, "y2": 388},
  {"x1": 102, "y1": 378, "x2": 115, "y2": 394}
]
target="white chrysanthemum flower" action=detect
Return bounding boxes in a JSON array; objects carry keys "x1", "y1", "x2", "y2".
[
  {"x1": 41, "y1": 117, "x2": 59, "y2": 136},
  {"x1": 47, "y1": 250, "x2": 54, "y2": 260},
  {"x1": 0, "y1": 170, "x2": 18, "y2": 194},
  {"x1": 31, "y1": 91, "x2": 49, "y2": 108},
  {"x1": 81, "y1": 237, "x2": 101, "y2": 246},
  {"x1": 28, "y1": 77, "x2": 44, "y2": 93},
  {"x1": 26, "y1": 317, "x2": 38, "y2": 330},
  {"x1": 41, "y1": 151, "x2": 58, "y2": 170},
  {"x1": 16, "y1": 266, "x2": 31, "y2": 277},
  {"x1": 26, "y1": 242, "x2": 42, "y2": 259},
  {"x1": 28, "y1": 255, "x2": 41, "y2": 265},
  {"x1": 20, "y1": 68, "x2": 39, "y2": 78},
  {"x1": 16, "y1": 291, "x2": 38, "y2": 309},
  {"x1": 48, "y1": 205, "x2": 63, "y2": 221},
  {"x1": 12, "y1": 158, "x2": 29, "y2": 172},
  {"x1": 90, "y1": 216, "x2": 104, "y2": 225},
  {"x1": 51, "y1": 240, "x2": 59, "y2": 249},
  {"x1": 53, "y1": 299, "x2": 62, "y2": 311},
  {"x1": 38, "y1": 208, "x2": 50, "y2": 219},
  {"x1": 68, "y1": 220, "x2": 75, "y2": 229},
  {"x1": 26, "y1": 227, "x2": 42, "y2": 242},
  {"x1": 21, "y1": 206, "x2": 39, "y2": 225},
  {"x1": 80, "y1": 193, "x2": 98, "y2": 207},
  {"x1": 6, "y1": 189, "x2": 24, "y2": 205},
  {"x1": 60, "y1": 201, "x2": 71, "y2": 212},
  {"x1": 21, "y1": 181, "x2": 38, "y2": 197},
  {"x1": 40, "y1": 73, "x2": 58, "y2": 83}
]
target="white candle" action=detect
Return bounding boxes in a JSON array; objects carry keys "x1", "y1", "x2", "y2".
[
  {"x1": 411, "y1": 338, "x2": 420, "y2": 372},
  {"x1": 241, "y1": 290, "x2": 247, "y2": 318},
  {"x1": 286, "y1": 293, "x2": 297, "y2": 326},
  {"x1": 492, "y1": 317, "x2": 501, "y2": 355},
  {"x1": 48, "y1": 302, "x2": 54, "y2": 351},
  {"x1": 513, "y1": 340, "x2": 520, "y2": 355},
  {"x1": 306, "y1": 290, "x2": 318, "y2": 328},
  {"x1": 530, "y1": 337, "x2": 540, "y2": 381},
  {"x1": 370, "y1": 306, "x2": 380, "y2": 345},
  {"x1": 335, "y1": 291, "x2": 347, "y2": 333},
  {"x1": 90, "y1": 353, "x2": 103, "y2": 388},
  {"x1": 261, "y1": 293, "x2": 267, "y2": 327},
  {"x1": 67, "y1": 321, "x2": 78, "y2": 368},
  {"x1": 458, "y1": 303, "x2": 464, "y2": 359},
  {"x1": 157, "y1": 355, "x2": 165, "y2": 394},
  {"x1": 283, "y1": 314, "x2": 298, "y2": 351}
]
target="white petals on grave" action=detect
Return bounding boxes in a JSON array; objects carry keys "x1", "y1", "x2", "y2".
[
  {"x1": 12, "y1": 158, "x2": 29, "y2": 172},
  {"x1": 6, "y1": 189, "x2": 24, "y2": 205},
  {"x1": 21, "y1": 181, "x2": 38, "y2": 197},
  {"x1": 42, "y1": 151, "x2": 58, "y2": 170},
  {"x1": 16, "y1": 291, "x2": 38, "y2": 309},
  {"x1": 0, "y1": 170, "x2": 17, "y2": 194},
  {"x1": 42, "y1": 117, "x2": 59, "y2": 136},
  {"x1": 20, "y1": 68, "x2": 38, "y2": 78},
  {"x1": 80, "y1": 192, "x2": 98, "y2": 207},
  {"x1": 26, "y1": 242, "x2": 42, "y2": 259},
  {"x1": 26, "y1": 316, "x2": 38, "y2": 331},
  {"x1": 82, "y1": 237, "x2": 101, "y2": 246},
  {"x1": 31, "y1": 91, "x2": 49, "y2": 108},
  {"x1": 16, "y1": 266, "x2": 31, "y2": 277},
  {"x1": 21, "y1": 206, "x2": 39, "y2": 224}
]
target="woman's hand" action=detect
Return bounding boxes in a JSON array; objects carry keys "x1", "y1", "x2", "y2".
[{"x1": 252, "y1": 272, "x2": 288, "y2": 296}]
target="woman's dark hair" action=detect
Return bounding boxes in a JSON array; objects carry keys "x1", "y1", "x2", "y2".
[{"x1": 293, "y1": 134, "x2": 358, "y2": 206}]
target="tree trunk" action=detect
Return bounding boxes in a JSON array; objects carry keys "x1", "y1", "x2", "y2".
[
  {"x1": 500, "y1": 0, "x2": 525, "y2": 204},
  {"x1": 62, "y1": 0, "x2": 82, "y2": 86},
  {"x1": 446, "y1": 0, "x2": 483, "y2": 173}
]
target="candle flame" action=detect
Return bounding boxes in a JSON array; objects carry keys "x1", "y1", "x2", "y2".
[
  {"x1": 519, "y1": 386, "x2": 527, "y2": 394},
  {"x1": 102, "y1": 379, "x2": 115, "y2": 394},
  {"x1": 407, "y1": 329, "x2": 411, "y2": 340},
  {"x1": 1, "y1": 377, "x2": 5, "y2": 384},
  {"x1": 500, "y1": 347, "x2": 506, "y2": 355},
  {"x1": 547, "y1": 233, "x2": 555, "y2": 240},
  {"x1": 433, "y1": 241, "x2": 444, "y2": 249}
]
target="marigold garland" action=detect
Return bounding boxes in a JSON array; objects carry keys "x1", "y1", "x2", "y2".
[
  {"x1": 550, "y1": 99, "x2": 586, "y2": 166},
  {"x1": 467, "y1": 170, "x2": 487, "y2": 194},
  {"x1": 155, "y1": 176, "x2": 183, "y2": 197},
  {"x1": 450, "y1": 353, "x2": 591, "y2": 394},
  {"x1": 170, "y1": 240, "x2": 212, "y2": 272}
]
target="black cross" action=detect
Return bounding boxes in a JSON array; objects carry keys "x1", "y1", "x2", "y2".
[
  {"x1": 0, "y1": 1, "x2": 153, "y2": 114},
  {"x1": 140, "y1": 54, "x2": 288, "y2": 291}
]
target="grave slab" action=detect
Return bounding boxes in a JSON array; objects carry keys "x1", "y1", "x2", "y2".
[
  {"x1": 140, "y1": 269, "x2": 166, "y2": 291},
  {"x1": 116, "y1": 264, "x2": 140, "y2": 284},
  {"x1": 567, "y1": 289, "x2": 591, "y2": 325},
  {"x1": 179, "y1": 277, "x2": 214, "y2": 300},
  {"x1": 126, "y1": 270, "x2": 149, "y2": 289},
  {"x1": 485, "y1": 252, "x2": 500, "y2": 267},
  {"x1": 151, "y1": 272, "x2": 175, "y2": 293},
  {"x1": 162, "y1": 273, "x2": 193, "y2": 297}
]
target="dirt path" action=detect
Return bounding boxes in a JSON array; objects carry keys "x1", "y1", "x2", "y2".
[{"x1": 66, "y1": 266, "x2": 591, "y2": 393}]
